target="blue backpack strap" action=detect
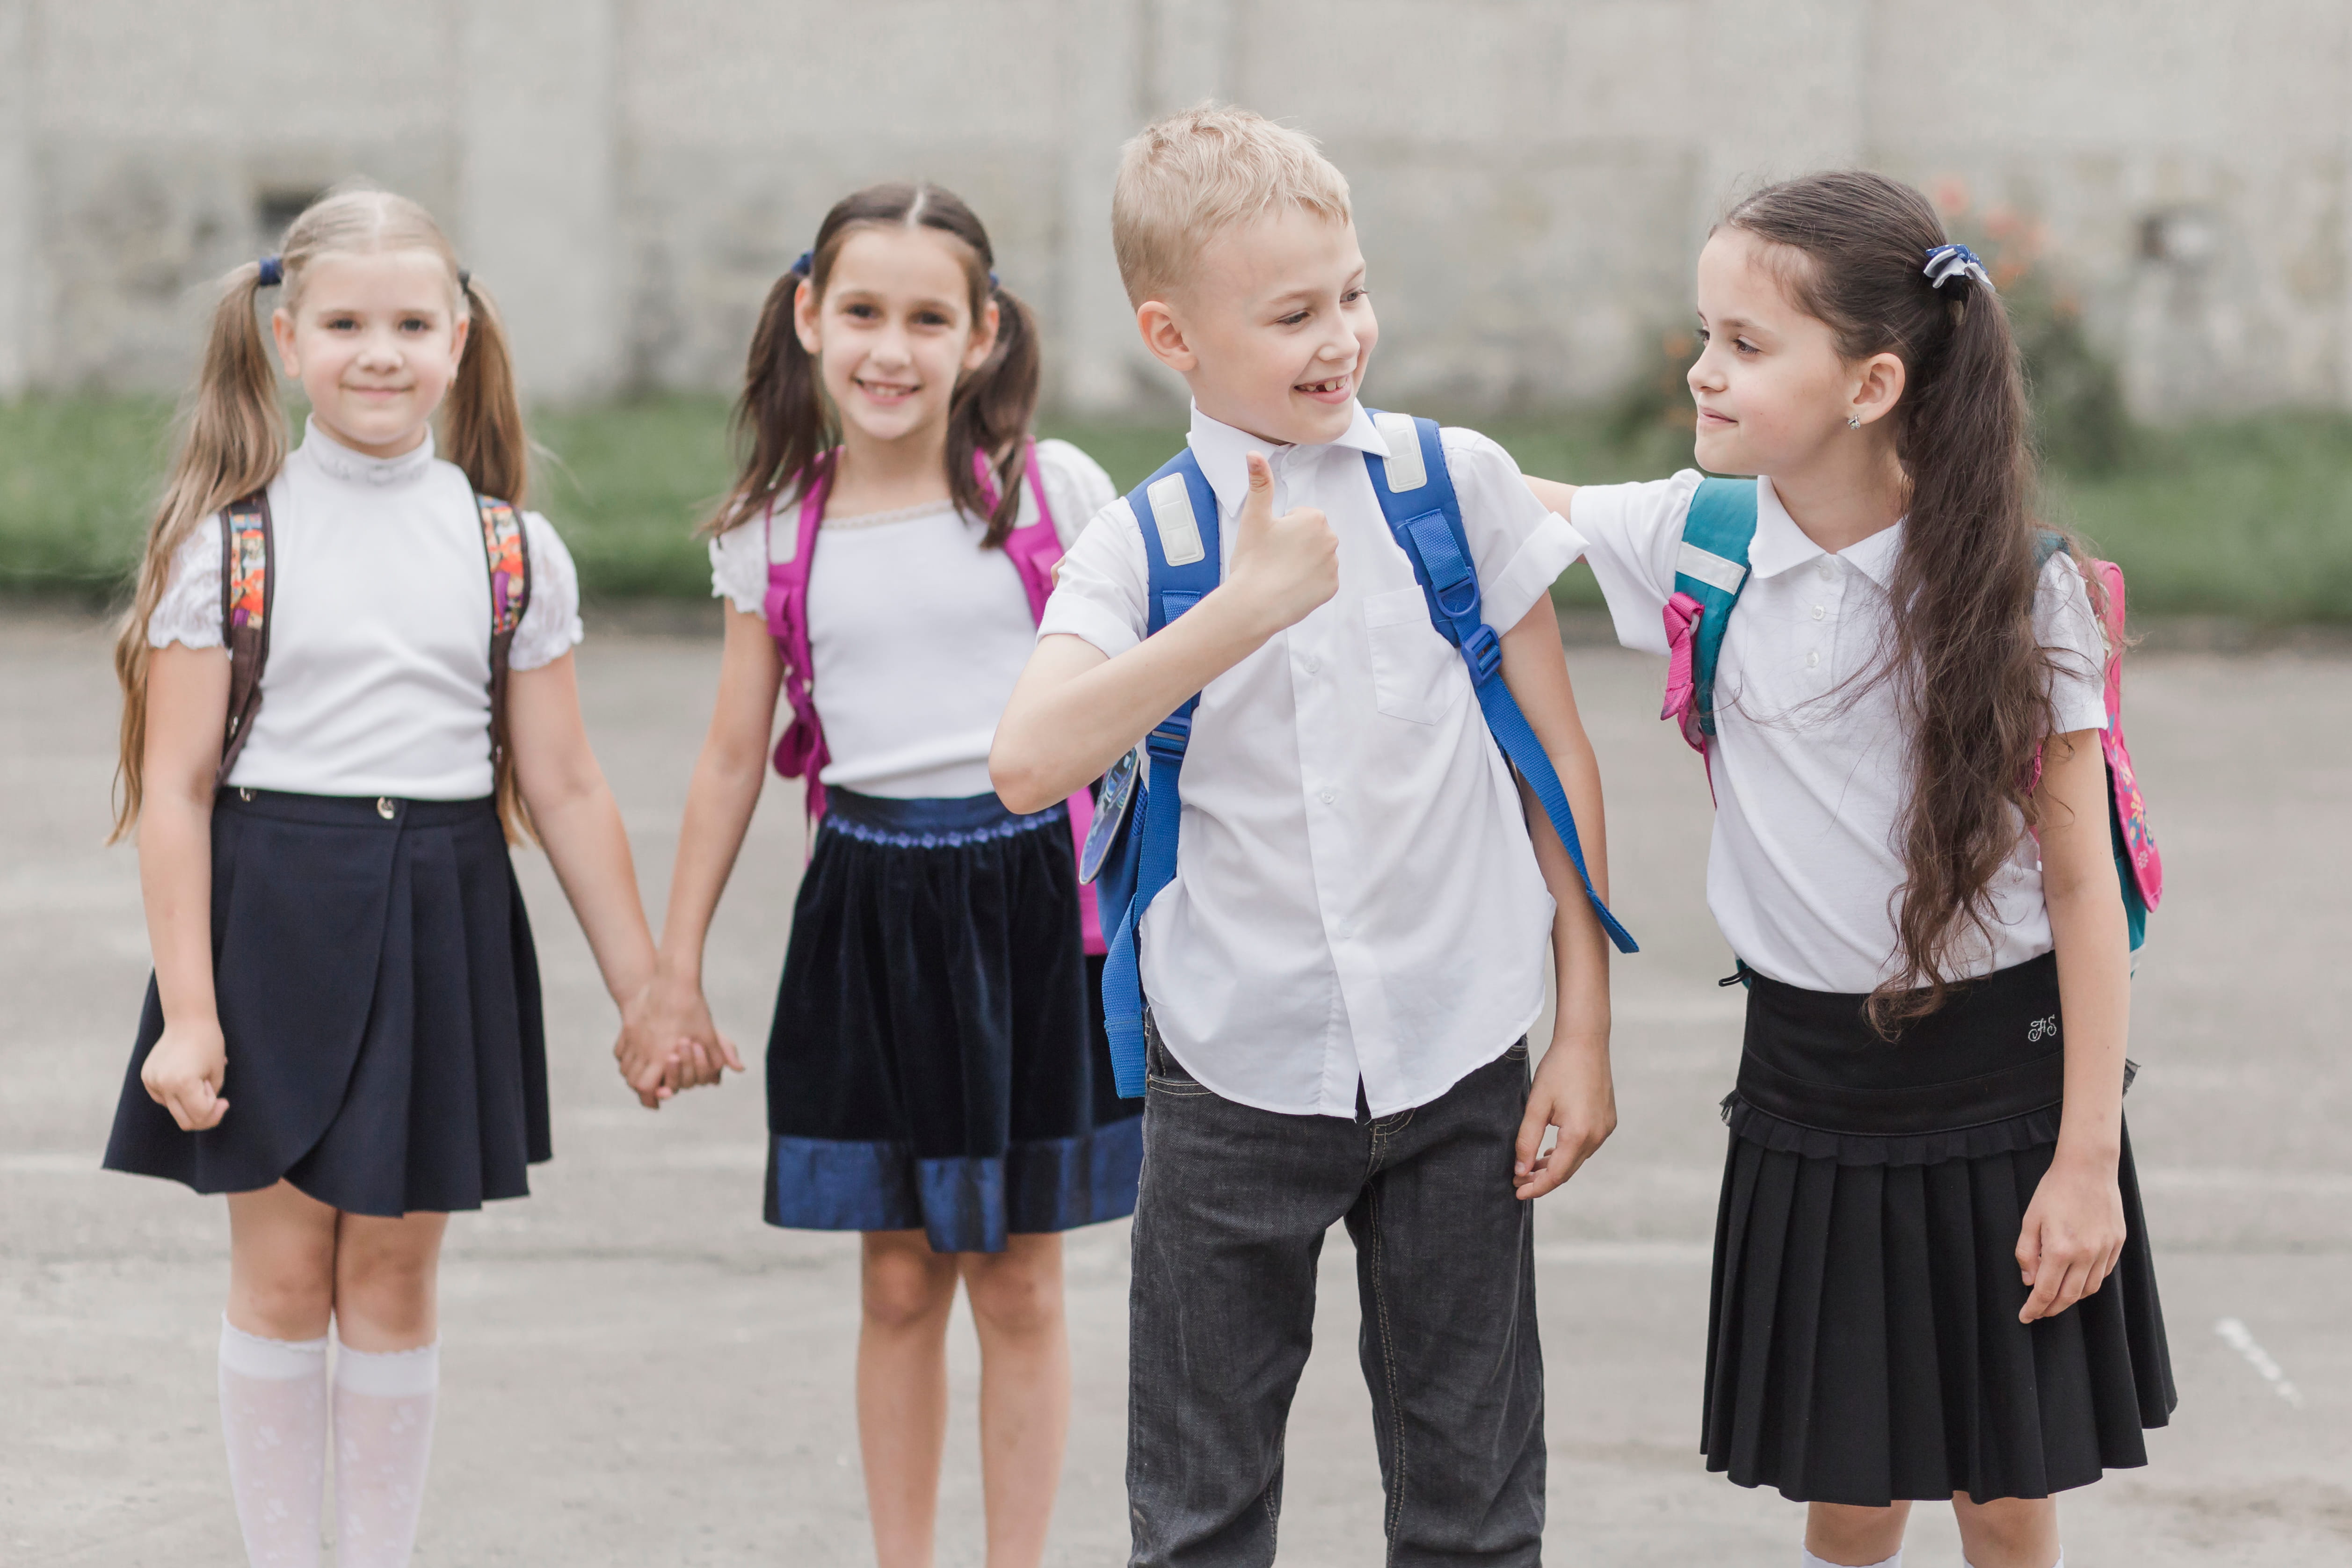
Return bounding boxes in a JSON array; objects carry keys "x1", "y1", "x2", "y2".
[
  {"x1": 1676, "y1": 477, "x2": 1760, "y2": 741},
  {"x1": 1362, "y1": 411, "x2": 1637, "y2": 955},
  {"x1": 1099, "y1": 448, "x2": 1224, "y2": 1097}
]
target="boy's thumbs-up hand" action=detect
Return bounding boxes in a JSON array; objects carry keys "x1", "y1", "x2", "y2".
[{"x1": 1225, "y1": 451, "x2": 1338, "y2": 636}]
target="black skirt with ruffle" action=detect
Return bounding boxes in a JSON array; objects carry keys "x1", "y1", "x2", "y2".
[{"x1": 1704, "y1": 951, "x2": 2175, "y2": 1505}]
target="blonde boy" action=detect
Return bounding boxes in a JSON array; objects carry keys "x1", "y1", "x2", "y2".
[{"x1": 993, "y1": 104, "x2": 1614, "y2": 1566}]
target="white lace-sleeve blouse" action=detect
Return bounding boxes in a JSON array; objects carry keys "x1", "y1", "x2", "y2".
[
  {"x1": 148, "y1": 418, "x2": 585, "y2": 800},
  {"x1": 706, "y1": 437, "x2": 1117, "y2": 800}
]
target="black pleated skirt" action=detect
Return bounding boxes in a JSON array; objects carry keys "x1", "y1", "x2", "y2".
[
  {"x1": 765, "y1": 788, "x2": 1141, "y2": 1255},
  {"x1": 103, "y1": 790, "x2": 548, "y2": 1218},
  {"x1": 1704, "y1": 952, "x2": 2176, "y2": 1505}
]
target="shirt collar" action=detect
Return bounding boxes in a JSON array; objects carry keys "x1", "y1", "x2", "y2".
[
  {"x1": 1748, "y1": 473, "x2": 1904, "y2": 588},
  {"x1": 1184, "y1": 400, "x2": 1388, "y2": 516},
  {"x1": 294, "y1": 416, "x2": 438, "y2": 489}
]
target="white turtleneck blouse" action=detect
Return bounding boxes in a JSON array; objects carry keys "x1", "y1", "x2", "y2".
[{"x1": 147, "y1": 419, "x2": 584, "y2": 800}]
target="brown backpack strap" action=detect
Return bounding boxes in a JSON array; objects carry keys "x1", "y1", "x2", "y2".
[
  {"x1": 215, "y1": 493, "x2": 274, "y2": 787},
  {"x1": 474, "y1": 494, "x2": 533, "y2": 806}
]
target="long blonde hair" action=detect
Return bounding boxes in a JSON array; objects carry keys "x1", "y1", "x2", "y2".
[{"x1": 111, "y1": 188, "x2": 530, "y2": 841}]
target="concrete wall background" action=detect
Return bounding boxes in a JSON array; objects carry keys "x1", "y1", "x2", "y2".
[{"x1": 0, "y1": 0, "x2": 2345, "y2": 419}]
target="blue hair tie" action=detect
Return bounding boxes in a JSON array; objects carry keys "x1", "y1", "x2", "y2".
[
  {"x1": 256, "y1": 255, "x2": 283, "y2": 288},
  {"x1": 1924, "y1": 243, "x2": 1994, "y2": 295},
  {"x1": 988, "y1": 270, "x2": 1000, "y2": 290},
  {"x1": 789, "y1": 251, "x2": 813, "y2": 278}
]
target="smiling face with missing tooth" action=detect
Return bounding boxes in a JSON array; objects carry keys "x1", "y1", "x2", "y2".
[{"x1": 1141, "y1": 205, "x2": 1379, "y2": 448}]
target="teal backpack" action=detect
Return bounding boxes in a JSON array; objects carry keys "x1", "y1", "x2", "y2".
[{"x1": 1657, "y1": 477, "x2": 2162, "y2": 954}]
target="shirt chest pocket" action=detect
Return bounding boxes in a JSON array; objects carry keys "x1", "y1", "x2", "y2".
[{"x1": 1362, "y1": 586, "x2": 1462, "y2": 725}]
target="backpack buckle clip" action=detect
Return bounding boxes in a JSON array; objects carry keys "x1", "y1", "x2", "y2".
[
  {"x1": 1460, "y1": 623, "x2": 1503, "y2": 683},
  {"x1": 1146, "y1": 714, "x2": 1193, "y2": 763}
]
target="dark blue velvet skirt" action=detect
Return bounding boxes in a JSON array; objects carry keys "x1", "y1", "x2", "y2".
[
  {"x1": 103, "y1": 789, "x2": 548, "y2": 1218},
  {"x1": 765, "y1": 788, "x2": 1141, "y2": 1254}
]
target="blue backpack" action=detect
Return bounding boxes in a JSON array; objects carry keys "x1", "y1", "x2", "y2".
[
  {"x1": 1080, "y1": 412, "x2": 1638, "y2": 1098},
  {"x1": 1659, "y1": 476, "x2": 2159, "y2": 957}
]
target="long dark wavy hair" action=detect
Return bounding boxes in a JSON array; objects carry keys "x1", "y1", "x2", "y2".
[
  {"x1": 1724, "y1": 170, "x2": 2086, "y2": 1031},
  {"x1": 706, "y1": 182, "x2": 1040, "y2": 545}
]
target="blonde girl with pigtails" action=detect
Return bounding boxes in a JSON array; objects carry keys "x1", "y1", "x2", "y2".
[{"x1": 102, "y1": 188, "x2": 694, "y2": 1568}]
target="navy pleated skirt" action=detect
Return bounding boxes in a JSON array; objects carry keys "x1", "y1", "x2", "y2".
[
  {"x1": 103, "y1": 789, "x2": 548, "y2": 1218},
  {"x1": 765, "y1": 788, "x2": 1141, "y2": 1254},
  {"x1": 1704, "y1": 951, "x2": 2175, "y2": 1505}
]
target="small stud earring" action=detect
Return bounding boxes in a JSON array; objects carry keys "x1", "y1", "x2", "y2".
[{"x1": 1847, "y1": 415, "x2": 1862, "y2": 429}]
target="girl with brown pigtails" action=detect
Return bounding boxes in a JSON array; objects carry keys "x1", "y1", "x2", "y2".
[
  {"x1": 103, "y1": 188, "x2": 685, "y2": 1568},
  {"x1": 618, "y1": 182, "x2": 1138, "y2": 1567},
  {"x1": 1527, "y1": 170, "x2": 2176, "y2": 1568}
]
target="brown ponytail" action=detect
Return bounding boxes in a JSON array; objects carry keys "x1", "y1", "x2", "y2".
[
  {"x1": 707, "y1": 181, "x2": 1039, "y2": 545},
  {"x1": 447, "y1": 276, "x2": 529, "y2": 505},
  {"x1": 113, "y1": 187, "x2": 535, "y2": 842},
  {"x1": 1723, "y1": 171, "x2": 2084, "y2": 1031},
  {"x1": 109, "y1": 262, "x2": 287, "y2": 840}
]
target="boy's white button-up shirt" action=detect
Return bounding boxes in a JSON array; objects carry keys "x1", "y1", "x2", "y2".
[
  {"x1": 1572, "y1": 471, "x2": 2109, "y2": 995},
  {"x1": 1040, "y1": 402, "x2": 1583, "y2": 1118}
]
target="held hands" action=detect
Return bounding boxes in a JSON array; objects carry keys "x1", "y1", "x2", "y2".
[
  {"x1": 1221, "y1": 452, "x2": 1338, "y2": 638},
  {"x1": 2015, "y1": 1147, "x2": 2127, "y2": 1322},
  {"x1": 614, "y1": 961, "x2": 744, "y2": 1111},
  {"x1": 1513, "y1": 1030, "x2": 1617, "y2": 1200},
  {"x1": 143, "y1": 1016, "x2": 230, "y2": 1132}
]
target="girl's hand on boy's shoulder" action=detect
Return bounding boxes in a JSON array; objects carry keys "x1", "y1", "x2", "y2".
[
  {"x1": 142, "y1": 1016, "x2": 230, "y2": 1132},
  {"x1": 2016, "y1": 1147, "x2": 2126, "y2": 1323},
  {"x1": 1522, "y1": 474, "x2": 1578, "y2": 520},
  {"x1": 1513, "y1": 1031, "x2": 1616, "y2": 1200}
]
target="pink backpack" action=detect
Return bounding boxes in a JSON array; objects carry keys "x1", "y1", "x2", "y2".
[{"x1": 761, "y1": 440, "x2": 1104, "y2": 954}]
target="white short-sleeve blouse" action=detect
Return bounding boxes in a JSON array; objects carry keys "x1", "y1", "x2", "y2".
[
  {"x1": 707, "y1": 437, "x2": 1116, "y2": 800},
  {"x1": 149, "y1": 419, "x2": 584, "y2": 800},
  {"x1": 1571, "y1": 470, "x2": 2109, "y2": 994}
]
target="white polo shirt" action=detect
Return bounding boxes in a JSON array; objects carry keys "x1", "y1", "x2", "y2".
[
  {"x1": 1040, "y1": 402, "x2": 1583, "y2": 1118},
  {"x1": 1572, "y1": 471, "x2": 2109, "y2": 995}
]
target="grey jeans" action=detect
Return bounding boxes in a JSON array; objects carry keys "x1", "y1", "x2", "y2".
[{"x1": 1127, "y1": 1024, "x2": 1545, "y2": 1567}]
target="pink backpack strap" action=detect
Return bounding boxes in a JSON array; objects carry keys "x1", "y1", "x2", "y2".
[
  {"x1": 978, "y1": 441, "x2": 1107, "y2": 954},
  {"x1": 2089, "y1": 558, "x2": 2163, "y2": 910},
  {"x1": 763, "y1": 451, "x2": 836, "y2": 823}
]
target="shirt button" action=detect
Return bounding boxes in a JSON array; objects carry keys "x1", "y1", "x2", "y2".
[
  {"x1": 1319, "y1": 789, "x2": 1336, "y2": 804},
  {"x1": 1816, "y1": 559, "x2": 1835, "y2": 580},
  {"x1": 1305, "y1": 654, "x2": 1322, "y2": 674},
  {"x1": 1805, "y1": 651, "x2": 1821, "y2": 670},
  {"x1": 1812, "y1": 605, "x2": 1827, "y2": 621}
]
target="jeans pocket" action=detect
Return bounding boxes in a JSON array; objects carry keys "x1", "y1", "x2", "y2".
[
  {"x1": 1145, "y1": 1017, "x2": 1210, "y2": 1096},
  {"x1": 1503, "y1": 1037, "x2": 1531, "y2": 1063},
  {"x1": 1363, "y1": 587, "x2": 1461, "y2": 725}
]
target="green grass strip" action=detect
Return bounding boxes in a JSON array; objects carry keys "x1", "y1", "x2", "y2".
[{"x1": 5, "y1": 395, "x2": 2349, "y2": 620}]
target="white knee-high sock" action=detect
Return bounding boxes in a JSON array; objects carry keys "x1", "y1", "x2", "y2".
[
  {"x1": 1963, "y1": 1559, "x2": 2062, "y2": 1568},
  {"x1": 218, "y1": 1317, "x2": 329, "y2": 1568},
  {"x1": 1805, "y1": 1552, "x2": 1900, "y2": 1568},
  {"x1": 331, "y1": 1337, "x2": 439, "y2": 1568}
]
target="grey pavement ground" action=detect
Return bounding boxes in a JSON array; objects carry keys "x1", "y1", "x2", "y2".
[{"x1": 3, "y1": 605, "x2": 2347, "y2": 1567}]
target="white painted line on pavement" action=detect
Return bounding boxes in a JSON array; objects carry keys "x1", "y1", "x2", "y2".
[{"x1": 2214, "y1": 1317, "x2": 2304, "y2": 1408}]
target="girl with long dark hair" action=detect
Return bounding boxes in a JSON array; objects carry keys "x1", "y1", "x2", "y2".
[
  {"x1": 620, "y1": 182, "x2": 1138, "y2": 1567},
  {"x1": 1529, "y1": 170, "x2": 2174, "y2": 1568}
]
